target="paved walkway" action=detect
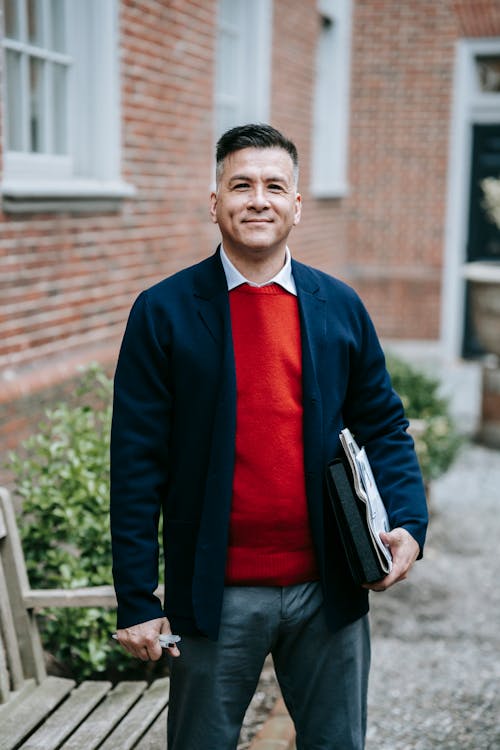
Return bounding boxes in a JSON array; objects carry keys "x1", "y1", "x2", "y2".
[{"x1": 246, "y1": 441, "x2": 500, "y2": 750}]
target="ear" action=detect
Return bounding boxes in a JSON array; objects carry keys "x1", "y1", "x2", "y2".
[
  {"x1": 209, "y1": 192, "x2": 218, "y2": 224},
  {"x1": 293, "y1": 192, "x2": 302, "y2": 226}
]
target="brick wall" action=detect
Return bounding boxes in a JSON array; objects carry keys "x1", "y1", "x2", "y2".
[
  {"x1": 273, "y1": 0, "x2": 460, "y2": 339},
  {"x1": 1, "y1": 0, "x2": 500, "y2": 455},
  {"x1": 0, "y1": 0, "x2": 218, "y2": 455}
]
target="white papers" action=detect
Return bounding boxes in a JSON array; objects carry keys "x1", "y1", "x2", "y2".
[{"x1": 339, "y1": 428, "x2": 392, "y2": 574}]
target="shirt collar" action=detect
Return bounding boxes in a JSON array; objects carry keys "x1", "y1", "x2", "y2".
[{"x1": 219, "y1": 245, "x2": 297, "y2": 296}]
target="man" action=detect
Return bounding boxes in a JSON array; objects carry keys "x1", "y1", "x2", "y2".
[{"x1": 110, "y1": 123, "x2": 428, "y2": 749}]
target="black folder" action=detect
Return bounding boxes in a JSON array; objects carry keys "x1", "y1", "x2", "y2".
[{"x1": 326, "y1": 458, "x2": 388, "y2": 585}]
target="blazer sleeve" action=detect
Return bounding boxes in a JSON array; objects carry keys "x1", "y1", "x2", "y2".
[
  {"x1": 342, "y1": 295, "x2": 428, "y2": 554},
  {"x1": 110, "y1": 291, "x2": 171, "y2": 628}
]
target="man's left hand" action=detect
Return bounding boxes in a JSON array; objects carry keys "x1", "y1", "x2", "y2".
[{"x1": 363, "y1": 528, "x2": 420, "y2": 592}]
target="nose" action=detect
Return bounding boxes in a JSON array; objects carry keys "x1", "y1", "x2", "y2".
[{"x1": 247, "y1": 186, "x2": 270, "y2": 210}]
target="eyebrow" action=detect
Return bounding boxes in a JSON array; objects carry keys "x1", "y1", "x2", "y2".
[{"x1": 227, "y1": 174, "x2": 288, "y2": 184}]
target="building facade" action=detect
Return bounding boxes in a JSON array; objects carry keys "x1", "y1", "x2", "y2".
[{"x1": 1, "y1": 0, "x2": 500, "y2": 451}]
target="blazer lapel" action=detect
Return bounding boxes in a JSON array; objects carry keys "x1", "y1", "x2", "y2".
[
  {"x1": 193, "y1": 249, "x2": 229, "y2": 344},
  {"x1": 293, "y1": 259, "x2": 326, "y2": 419}
]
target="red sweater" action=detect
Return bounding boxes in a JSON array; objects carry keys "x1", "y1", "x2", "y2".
[{"x1": 225, "y1": 283, "x2": 319, "y2": 586}]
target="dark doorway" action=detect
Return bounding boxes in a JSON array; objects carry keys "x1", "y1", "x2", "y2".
[{"x1": 463, "y1": 123, "x2": 500, "y2": 358}]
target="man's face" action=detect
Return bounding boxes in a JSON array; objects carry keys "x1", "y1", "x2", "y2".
[{"x1": 210, "y1": 147, "x2": 301, "y2": 262}]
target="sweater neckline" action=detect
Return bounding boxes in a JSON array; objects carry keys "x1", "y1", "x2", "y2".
[{"x1": 230, "y1": 283, "x2": 292, "y2": 296}]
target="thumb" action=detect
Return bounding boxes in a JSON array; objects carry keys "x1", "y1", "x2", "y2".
[{"x1": 380, "y1": 530, "x2": 391, "y2": 546}]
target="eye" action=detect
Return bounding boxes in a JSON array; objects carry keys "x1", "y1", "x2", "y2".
[
  {"x1": 233, "y1": 182, "x2": 250, "y2": 190},
  {"x1": 268, "y1": 183, "x2": 285, "y2": 192}
]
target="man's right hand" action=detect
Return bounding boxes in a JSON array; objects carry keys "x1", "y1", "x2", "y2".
[{"x1": 115, "y1": 616, "x2": 181, "y2": 661}]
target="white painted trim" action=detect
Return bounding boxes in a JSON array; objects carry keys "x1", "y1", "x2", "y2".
[
  {"x1": 441, "y1": 38, "x2": 500, "y2": 361},
  {"x1": 1, "y1": 178, "x2": 136, "y2": 198},
  {"x1": 4, "y1": 152, "x2": 73, "y2": 179},
  {"x1": 244, "y1": 0, "x2": 272, "y2": 125},
  {"x1": 310, "y1": 0, "x2": 352, "y2": 199},
  {"x1": 214, "y1": 0, "x2": 272, "y2": 138}
]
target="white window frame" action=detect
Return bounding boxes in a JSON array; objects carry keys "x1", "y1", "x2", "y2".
[
  {"x1": 441, "y1": 37, "x2": 500, "y2": 360},
  {"x1": 311, "y1": 0, "x2": 352, "y2": 199},
  {"x1": 214, "y1": 0, "x2": 272, "y2": 141},
  {"x1": 1, "y1": 0, "x2": 134, "y2": 210}
]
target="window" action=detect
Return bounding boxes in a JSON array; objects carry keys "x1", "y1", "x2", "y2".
[
  {"x1": 475, "y1": 55, "x2": 500, "y2": 94},
  {"x1": 1, "y1": 0, "x2": 134, "y2": 211},
  {"x1": 311, "y1": 0, "x2": 352, "y2": 198},
  {"x1": 214, "y1": 0, "x2": 272, "y2": 140}
]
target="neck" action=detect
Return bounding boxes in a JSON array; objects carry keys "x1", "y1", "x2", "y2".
[{"x1": 223, "y1": 246, "x2": 287, "y2": 284}]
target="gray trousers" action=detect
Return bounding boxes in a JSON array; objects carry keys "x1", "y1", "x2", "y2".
[{"x1": 168, "y1": 582, "x2": 370, "y2": 750}]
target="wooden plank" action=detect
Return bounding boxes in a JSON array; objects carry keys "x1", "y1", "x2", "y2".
[
  {"x1": 0, "y1": 676, "x2": 75, "y2": 750},
  {"x1": 59, "y1": 681, "x2": 147, "y2": 750},
  {"x1": 0, "y1": 635, "x2": 10, "y2": 704},
  {"x1": 24, "y1": 585, "x2": 164, "y2": 610},
  {"x1": 98, "y1": 678, "x2": 170, "y2": 750},
  {"x1": 19, "y1": 681, "x2": 112, "y2": 750},
  {"x1": 24, "y1": 586, "x2": 117, "y2": 609},
  {"x1": 0, "y1": 556, "x2": 25, "y2": 692},
  {"x1": 0, "y1": 488, "x2": 46, "y2": 683},
  {"x1": 133, "y1": 707, "x2": 168, "y2": 750},
  {"x1": 0, "y1": 680, "x2": 36, "y2": 720},
  {"x1": 0, "y1": 507, "x2": 6, "y2": 539},
  {"x1": 0, "y1": 489, "x2": 31, "y2": 594}
]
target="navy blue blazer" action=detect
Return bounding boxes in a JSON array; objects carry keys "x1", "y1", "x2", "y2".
[{"x1": 110, "y1": 249, "x2": 428, "y2": 638}]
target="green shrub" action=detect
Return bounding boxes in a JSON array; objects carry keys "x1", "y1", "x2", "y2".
[
  {"x1": 8, "y1": 364, "x2": 158, "y2": 681},
  {"x1": 386, "y1": 354, "x2": 463, "y2": 483}
]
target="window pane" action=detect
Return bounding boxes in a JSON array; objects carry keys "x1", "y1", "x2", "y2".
[
  {"x1": 4, "y1": 0, "x2": 21, "y2": 39},
  {"x1": 6, "y1": 50, "x2": 24, "y2": 150},
  {"x1": 53, "y1": 63, "x2": 68, "y2": 153},
  {"x1": 50, "y1": 0, "x2": 66, "y2": 52},
  {"x1": 29, "y1": 56, "x2": 45, "y2": 152},
  {"x1": 476, "y1": 56, "x2": 500, "y2": 93},
  {"x1": 28, "y1": 0, "x2": 44, "y2": 46}
]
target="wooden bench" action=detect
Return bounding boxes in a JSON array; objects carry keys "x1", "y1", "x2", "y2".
[{"x1": 0, "y1": 486, "x2": 169, "y2": 750}]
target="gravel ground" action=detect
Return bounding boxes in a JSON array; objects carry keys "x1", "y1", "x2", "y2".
[
  {"x1": 238, "y1": 441, "x2": 500, "y2": 749},
  {"x1": 367, "y1": 441, "x2": 500, "y2": 749},
  {"x1": 238, "y1": 657, "x2": 278, "y2": 749}
]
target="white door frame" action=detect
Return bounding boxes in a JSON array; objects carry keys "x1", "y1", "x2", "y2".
[{"x1": 441, "y1": 38, "x2": 500, "y2": 360}]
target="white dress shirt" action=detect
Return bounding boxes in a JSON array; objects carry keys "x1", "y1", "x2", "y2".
[{"x1": 220, "y1": 245, "x2": 297, "y2": 296}]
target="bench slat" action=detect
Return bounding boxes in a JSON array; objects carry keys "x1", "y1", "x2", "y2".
[
  {"x1": 0, "y1": 637, "x2": 10, "y2": 704},
  {"x1": 24, "y1": 585, "x2": 164, "y2": 610},
  {"x1": 19, "y1": 680, "x2": 112, "y2": 750},
  {"x1": 0, "y1": 488, "x2": 46, "y2": 684},
  {"x1": 0, "y1": 556, "x2": 24, "y2": 693},
  {"x1": 99, "y1": 677, "x2": 170, "y2": 750},
  {"x1": 134, "y1": 706, "x2": 168, "y2": 750},
  {"x1": 59, "y1": 681, "x2": 147, "y2": 750},
  {"x1": 0, "y1": 676, "x2": 75, "y2": 750},
  {"x1": 24, "y1": 587, "x2": 117, "y2": 609},
  {"x1": 0, "y1": 680, "x2": 37, "y2": 720},
  {"x1": 0, "y1": 508, "x2": 6, "y2": 539}
]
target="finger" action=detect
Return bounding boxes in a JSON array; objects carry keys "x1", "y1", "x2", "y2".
[
  {"x1": 125, "y1": 645, "x2": 149, "y2": 661},
  {"x1": 120, "y1": 636, "x2": 161, "y2": 661},
  {"x1": 147, "y1": 647, "x2": 163, "y2": 662}
]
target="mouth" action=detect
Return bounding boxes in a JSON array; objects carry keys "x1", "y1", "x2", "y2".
[{"x1": 243, "y1": 219, "x2": 273, "y2": 224}]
